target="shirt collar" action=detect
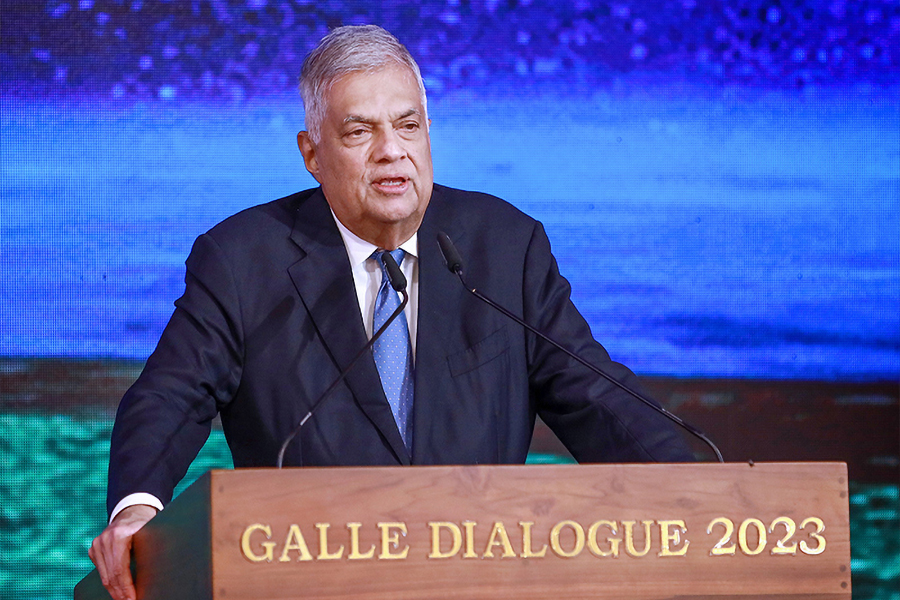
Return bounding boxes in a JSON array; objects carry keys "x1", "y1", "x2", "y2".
[{"x1": 330, "y1": 209, "x2": 419, "y2": 266}]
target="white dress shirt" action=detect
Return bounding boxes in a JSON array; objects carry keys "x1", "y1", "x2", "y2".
[
  {"x1": 110, "y1": 211, "x2": 420, "y2": 522},
  {"x1": 331, "y1": 211, "x2": 419, "y2": 356}
]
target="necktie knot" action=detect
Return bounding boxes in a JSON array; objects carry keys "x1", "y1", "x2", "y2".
[{"x1": 374, "y1": 249, "x2": 406, "y2": 279}]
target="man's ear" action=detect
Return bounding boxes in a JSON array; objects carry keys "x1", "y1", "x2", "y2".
[{"x1": 297, "y1": 131, "x2": 320, "y2": 180}]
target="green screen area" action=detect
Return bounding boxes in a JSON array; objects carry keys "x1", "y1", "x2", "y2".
[{"x1": 1, "y1": 412, "x2": 896, "y2": 599}]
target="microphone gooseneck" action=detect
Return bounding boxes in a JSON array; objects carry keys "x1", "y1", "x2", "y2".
[
  {"x1": 276, "y1": 251, "x2": 409, "y2": 468},
  {"x1": 436, "y1": 231, "x2": 724, "y2": 463}
]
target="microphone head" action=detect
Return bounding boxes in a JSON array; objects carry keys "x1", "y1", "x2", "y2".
[
  {"x1": 437, "y1": 232, "x2": 464, "y2": 274},
  {"x1": 381, "y1": 251, "x2": 408, "y2": 292}
]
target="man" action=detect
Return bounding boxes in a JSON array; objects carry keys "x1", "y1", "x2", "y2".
[{"x1": 89, "y1": 25, "x2": 693, "y2": 600}]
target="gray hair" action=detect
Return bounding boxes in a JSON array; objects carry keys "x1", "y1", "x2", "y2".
[{"x1": 300, "y1": 25, "x2": 428, "y2": 143}]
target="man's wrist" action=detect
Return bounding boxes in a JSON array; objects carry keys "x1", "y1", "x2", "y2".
[{"x1": 109, "y1": 493, "x2": 163, "y2": 524}]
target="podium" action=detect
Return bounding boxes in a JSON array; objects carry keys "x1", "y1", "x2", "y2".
[{"x1": 75, "y1": 462, "x2": 851, "y2": 599}]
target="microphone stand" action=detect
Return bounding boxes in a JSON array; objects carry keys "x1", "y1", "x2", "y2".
[{"x1": 276, "y1": 252, "x2": 409, "y2": 468}]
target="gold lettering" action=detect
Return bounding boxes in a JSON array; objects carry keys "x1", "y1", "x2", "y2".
[
  {"x1": 278, "y1": 524, "x2": 313, "y2": 562},
  {"x1": 798, "y1": 517, "x2": 826, "y2": 556},
  {"x1": 316, "y1": 523, "x2": 345, "y2": 560},
  {"x1": 769, "y1": 516, "x2": 798, "y2": 555},
  {"x1": 658, "y1": 520, "x2": 689, "y2": 557},
  {"x1": 483, "y1": 521, "x2": 516, "y2": 558},
  {"x1": 550, "y1": 520, "x2": 586, "y2": 558},
  {"x1": 462, "y1": 521, "x2": 478, "y2": 558},
  {"x1": 738, "y1": 518, "x2": 767, "y2": 556},
  {"x1": 347, "y1": 522, "x2": 376, "y2": 560},
  {"x1": 707, "y1": 517, "x2": 736, "y2": 556},
  {"x1": 623, "y1": 520, "x2": 654, "y2": 557},
  {"x1": 377, "y1": 522, "x2": 409, "y2": 560},
  {"x1": 429, "y1": 522, "x2": 462, "y2": 559},
  {"x1": 241, "y1": 523, "x2": 275, "y2": 563},
  {"x1": 587, "y1": 520, "x2": 620, "y2": 557},
  {"x1": 519, "y1": 521, "x2": 548, "y2": 558}
]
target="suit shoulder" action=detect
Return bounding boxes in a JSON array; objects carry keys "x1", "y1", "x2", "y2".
[
  {"x1": 432, "y1": 184, "x2": 536, "y2": 229},
  {"x1": 203, "y1": 189, "x2": 315, "y2": 245}
]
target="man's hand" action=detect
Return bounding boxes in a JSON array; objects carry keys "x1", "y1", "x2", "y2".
[{"x1": 88, "y1": 504, "x2": 158, "y2": 600}]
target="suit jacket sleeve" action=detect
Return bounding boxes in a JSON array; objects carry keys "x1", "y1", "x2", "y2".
[
  {"x1": 106, "y1": 232, "x2": 244, "y2": 516},
  {"x1": 521, "y1": 221, "x2": 694, "y2": 462}
]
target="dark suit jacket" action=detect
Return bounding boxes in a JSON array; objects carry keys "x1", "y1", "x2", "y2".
[{"x1": 108, "y1": 185, "x2": 692, "y2": 514}]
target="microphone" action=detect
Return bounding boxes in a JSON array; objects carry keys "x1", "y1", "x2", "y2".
[
  {"x1": 437, "y1": 232, "x2": 463, "y2": 274},
  {"x1": 276, "y1": 251, "x2": 409, "y2": 468},
  {"x1": 382, "y1": 249, "x2": 407, "y2": 291},
  {"x1": 436, "y1": 231, "x2": 723, "y2": 463}
]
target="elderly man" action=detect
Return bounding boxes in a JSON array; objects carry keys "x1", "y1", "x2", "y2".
[{"x1": 89, "y1": 25, "x2": 692, "y2": 600}]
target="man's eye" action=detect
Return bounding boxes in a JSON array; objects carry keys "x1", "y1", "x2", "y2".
[{"x1": 400, "y1": 122, "x2": 419, "y2": 132}]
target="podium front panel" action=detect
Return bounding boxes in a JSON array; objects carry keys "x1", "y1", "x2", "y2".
[{"x1": 201, "y1": 463, "x2": 850, "y2": 600}]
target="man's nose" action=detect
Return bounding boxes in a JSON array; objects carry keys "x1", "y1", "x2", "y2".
[{"x1": 372, "y1": 128, "x2": 407, "y2": 162}]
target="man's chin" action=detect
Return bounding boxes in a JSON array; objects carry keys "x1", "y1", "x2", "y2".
[{"x1": 370, "y1": 196, "x2": 423, "y2": 220}]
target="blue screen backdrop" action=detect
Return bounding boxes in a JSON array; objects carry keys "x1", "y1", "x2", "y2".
[{"x1": 2, "y1": 0, "x2": 897, "y2": 380}]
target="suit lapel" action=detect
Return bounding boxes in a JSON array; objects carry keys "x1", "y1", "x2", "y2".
[
  {"x1": 412, "y1": 187, "x2": 469, "y2": 464},
  {"x1": 286, "y1": 190, "x2": 410, "y2": 465}
]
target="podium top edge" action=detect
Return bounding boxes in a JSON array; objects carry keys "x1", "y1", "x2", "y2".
[{"x1": 204, "y1": 461, "x2": 848, "y2": 476}]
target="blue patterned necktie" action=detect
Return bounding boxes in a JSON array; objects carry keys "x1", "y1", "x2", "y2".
[{"x1": 372, "y1": 249, "x2": 414, "y2": 451}]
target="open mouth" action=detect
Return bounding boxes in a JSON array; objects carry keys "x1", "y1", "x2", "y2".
[{"x1": 373, "y1": 177, "x2": 409, "y2": 192}]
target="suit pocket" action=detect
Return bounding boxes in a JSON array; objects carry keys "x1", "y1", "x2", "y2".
[{"x1": 447, "y1": 327, "x2": 510, "y2": 377}]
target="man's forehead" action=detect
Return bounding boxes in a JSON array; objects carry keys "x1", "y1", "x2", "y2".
[{"x1": 325, "y1": 65, "x2": 422, "y2": 108}]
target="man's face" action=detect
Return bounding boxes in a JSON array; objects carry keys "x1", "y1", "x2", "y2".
[{"x1": 298, "y1": 63, "x2": 434, "y2": 248}]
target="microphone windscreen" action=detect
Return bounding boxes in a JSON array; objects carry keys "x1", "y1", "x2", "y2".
[
  {"x1": 382, "y1": 251, "x2": 408, "y2": 292},
  {"x1": 437, "y1": 232, "x2": 464, "y2": 274}
]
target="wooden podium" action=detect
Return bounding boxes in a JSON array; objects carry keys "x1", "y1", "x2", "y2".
[{"x1": 75, "y1": 462, "x2": 851, "y2": 599}]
